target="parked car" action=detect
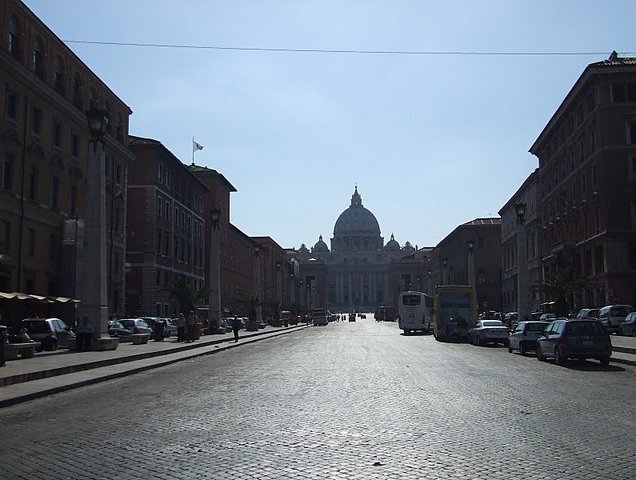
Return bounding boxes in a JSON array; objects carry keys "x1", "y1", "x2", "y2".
[
  {"x1": 620, "y1": 312, "x2": 636, "y2": 336},
  {"x1": 107, "y1": 320, "x2": 132, "y2": 341},
  {"x1": 508, "y1": 321, "x2": 550, "y2": 355},
  {"x1": 539, "y1": 313, "x2": 556, "y2": 322},
  {"x1": 165, "y1": 318, "x2": 178, "y2": 337},
  {"x1": 575, "y1": 308, "x2": 599, "y2": 319},
  {"x1": 21, "y1": 317, "x2": 75, "y2": 351},
  {"x1": 468, "y1": 320, "x2": 509, "y2": 346},
  {"x1": 119, "y1": 318, "x2": 152, "y2": 335},
  {"x1": 598, "y1": 304, "x2": 633, "y2": 334},
  {"x1": 536, "y1": 318, "x2": 612, "y2": 366},
  {"x1": 530, "y1": 312, "x2": 544, "y2": 321},
  {"x1": 503, "y1": 312, "x2": 518, "y2": 328}
]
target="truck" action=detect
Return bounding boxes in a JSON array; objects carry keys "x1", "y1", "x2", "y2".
[{"x1": 433, "y1": 285, "x2": 476, "y2": 342}]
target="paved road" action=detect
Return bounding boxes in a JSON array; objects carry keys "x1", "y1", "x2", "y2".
[{"x1": 1, "y1": 317, "x2": 635, "y2": 479}]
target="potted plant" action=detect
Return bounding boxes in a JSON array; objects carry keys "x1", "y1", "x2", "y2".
[{"x1": 242, "y1": 293, "x2": 261, "y2": 331}]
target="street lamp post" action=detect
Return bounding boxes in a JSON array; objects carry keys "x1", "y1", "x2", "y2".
[
  {"x1": 207, "y1": 208, "x2": 221, "y2": 334},
  {"x1": 515, "y1": 202, "x2": 528, "y2": 322},
  {"x1": 467, "y1": 240, "x2": 475, "y2": 291},
  {"x1": 254, "y1": 246, "x2": 262, "y2": 325},
  {"x1": 442, "y1": 258, "x2": 448, "y2": 285},
  {"x1": 81, "y1": 101, "x2": 117, "y2": 350}
]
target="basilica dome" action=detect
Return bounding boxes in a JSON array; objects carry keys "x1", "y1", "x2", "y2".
[
  {"x1": 384, "y1": 234, "x2": 400, "y2": 250},
  {"x1": 313, "y1": 235, "x2": 329, "y2": 253},
  {"x1": 333, "y1": 187, "x2": 381, "y2": 237}
]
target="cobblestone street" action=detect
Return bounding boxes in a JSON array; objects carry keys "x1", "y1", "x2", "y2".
[{"x1": 1, "y1": 317, "x2": 635, "y2": 479}]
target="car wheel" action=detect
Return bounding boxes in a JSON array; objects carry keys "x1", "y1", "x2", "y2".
[
  {"x1": 475, "y1": 335, "x2": 481, "y2": 346},
  {"x1": 508, "y1": 344, "x2": 513, "y2": 353},
  {"x1": 536, "y1": 344, "x2": 546, "y2": 361},
  {"x1": 519, "y1": 342, "x2": 527, "y2": 356},
  {"x1": 555, "y1": 347, "x2": 567, "y2": 366}
]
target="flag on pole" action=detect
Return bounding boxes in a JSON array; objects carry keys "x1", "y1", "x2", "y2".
[{"x1": 193, "y1": 139, "x2": 204, "y2": 152}]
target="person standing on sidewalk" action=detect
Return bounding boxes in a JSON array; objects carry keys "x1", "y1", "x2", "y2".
[
  {"x1": 177, "y1": 313, "x2": 186, "y2": 342},
  {"x1": 231, "y1": 315, "x2": 242, "y2": 342}
]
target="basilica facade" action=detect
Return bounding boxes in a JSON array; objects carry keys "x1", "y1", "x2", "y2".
[{"x1": 293, "y1": 188, "x2": 433, "y2": 313}]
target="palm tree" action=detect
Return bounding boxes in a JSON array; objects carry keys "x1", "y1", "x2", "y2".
[
  {"x1": 239, "y1": 292, "x2": 262, "y2": 330},
  {"x1": 161, "y1": 278, "x2": 210, "y2": 314},
  {"x1": 531, "y1": 267, "x2": 595, "y2": 317}
]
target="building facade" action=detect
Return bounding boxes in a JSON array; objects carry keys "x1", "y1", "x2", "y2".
[
  {"x1": 499, "y1": 169, "x2": 542, "y2": 318},
  {"x1": 529, "y1": 52, "x2": 636, "y2": 308},
  {"x1": 295, "y1": 187, "x2": 433, "y2": 312},
  {"x1": 126, "y1": 137, "x2": 208, "y2": 317},
  {"x1": 189, "y1": 165, "x2": 262, "y2": 318},
  {"x1": 0, "y1": 0, "x2": 132, "y2": 319},
  {"x1": 433, "y1": 218, "x2": 503, "y2": 313}
]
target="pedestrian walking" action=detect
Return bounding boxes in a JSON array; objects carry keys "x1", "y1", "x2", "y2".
[
  {"x1": 76, "y1": 316, "x2": 93, "y2": 352},
  {"x1": 231, "y1": 315, "x2": 242, "y2": 342},
  {"x1": 185, "y1": 310, "x2": 195, "y2": 342},
  {"x1": 177, "y1": 313, "x2": 186, "y2": 342}
]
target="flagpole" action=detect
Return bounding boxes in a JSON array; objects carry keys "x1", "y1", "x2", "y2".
[{"x1": 192, "y1": 137, "x2": 195, "y2": 165}]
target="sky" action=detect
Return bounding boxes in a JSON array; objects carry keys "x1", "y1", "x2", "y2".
[{"x1": 23, "y1": 0, "x2": 636, "y2": 250}]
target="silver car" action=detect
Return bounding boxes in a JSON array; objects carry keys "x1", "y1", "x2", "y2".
[
  {"x1": 468, "y1": 320, "x2": 509, "y2": 346},
  {"x1": 508, "y1": 321, "x2": 549, "y2": 355}
]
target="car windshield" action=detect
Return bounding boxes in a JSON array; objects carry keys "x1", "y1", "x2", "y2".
[
  {"x1": 565, "y1": 321, "x2": 605, "y2": 336},
  {"x1": 110, "y1": 321, "x2": 124, "y2": 329},
  {"x1": 119, "y1": 320, "x2": 134, "y2": 328},
  {"x1": 483, "y1": 321, "x2": 504, "y2": 327}
]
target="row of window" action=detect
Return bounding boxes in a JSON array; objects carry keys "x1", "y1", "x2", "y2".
[
  {"x1": 2, "y1": 154, "x2": 80, "y2": 214},
  {"x1": 156, "y1": 228, "x2": 204, "y2": 267},
  {"x1": 156, "y1": 194, "x2": 204, "y2": 237},
  {"x1": 543, "y1": 91, "x2": 595, "y2": 158},
  {"x1": 157, "y1": 164, "x2": 203, "y2": 213},
  {"x1": 0, "y1": 219, "x2": 57, "y2": 261},
  {"x1": 6, "y1": 14, "x2": 127, "y2": 141}
]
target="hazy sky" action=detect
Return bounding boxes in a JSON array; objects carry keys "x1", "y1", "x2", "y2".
[{"x1": 24, "y1": 1, "x2": 636, "y2": 250}]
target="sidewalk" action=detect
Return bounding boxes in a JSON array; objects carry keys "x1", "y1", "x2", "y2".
[{"x1": 0, "y1": 324, "x2": 308, "y2": 408}]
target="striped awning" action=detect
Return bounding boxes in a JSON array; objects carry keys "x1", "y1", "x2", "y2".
[{"x1": 0, "y1": 291, "x2": 80, "y2": 304}]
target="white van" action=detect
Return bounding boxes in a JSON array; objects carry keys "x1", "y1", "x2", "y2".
[{"x1": 598, "y1": 304, "x2": 633, "y2": 334}]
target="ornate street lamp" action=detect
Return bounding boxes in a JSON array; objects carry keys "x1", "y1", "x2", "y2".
[
  {"x1": 86, "y1": 101, "x2": 109, "y2": 145},
  {"x1": 514, "y1": 202, "x2": 527, "y2": 226}
]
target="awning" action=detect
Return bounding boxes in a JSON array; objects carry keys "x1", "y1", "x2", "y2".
[{"x1": 0, "y1": 291, "x2": 81, "y2": 304}]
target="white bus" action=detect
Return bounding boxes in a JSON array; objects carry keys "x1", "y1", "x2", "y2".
[{"x1": 398, "y1": 291, "x2": 435, "y2": 334}]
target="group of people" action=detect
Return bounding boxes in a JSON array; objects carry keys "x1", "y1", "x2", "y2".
[{"x1": 175, "y1": 311, "x2": 197, "y2": 342}]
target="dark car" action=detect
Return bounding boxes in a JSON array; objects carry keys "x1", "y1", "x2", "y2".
[
  {"x1": 108, "y1": 320, "x2": 132, "y2": 341},
  {"x1": 620, "y1": 312, "x2": 636, "y2": 336},
  {"x1": 536, "y1": 318, "x2": 612, "y2": 366},
  {"x1": 21, "y1": 317, "x2": 75, "y2": 351},
  {"x1": 575, "y1": 308, "x2": 599, "y2": 319}
]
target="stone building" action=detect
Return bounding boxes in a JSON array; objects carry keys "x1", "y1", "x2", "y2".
[
  {"x1": 432, "y1": 218, "x2": 502, "y2": 314},
  {"x1": 0, "y1": 0, "x2": 132, "y2": 318},
  {"x1": 529, "y1": 52, "x2": 636, "y2": 308},
  {"x1": 295, "y1": 187, "x2": 432, "y2": 312},
  {"x1": 499, "y1": 169, "x2": 542, "y2": 318},
  {"x1": 126, "y1": 137, "x2": 208, "y2": 317}
]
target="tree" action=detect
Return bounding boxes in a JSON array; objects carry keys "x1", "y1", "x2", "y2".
[
  {"x1": 161, "y1": 279, "x2": 210, "y2": 314},
  {"x1": 531, "y1": 267, "x2": 595, "y2": 317},
  {"x1": 239, "y1": 292, "x2": 262, "y2": 324}
]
